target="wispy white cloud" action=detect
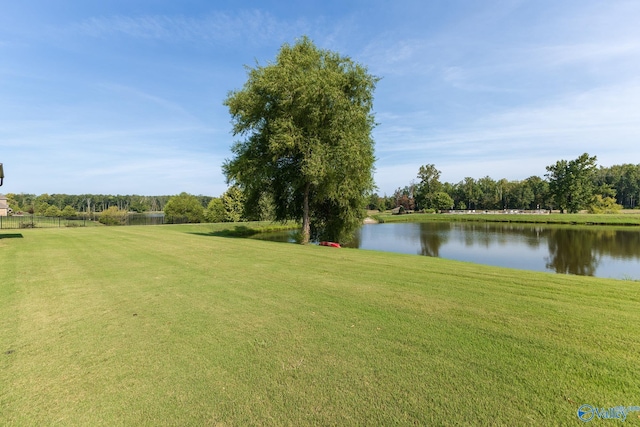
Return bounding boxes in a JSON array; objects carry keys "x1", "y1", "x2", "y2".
[
  {"x1": 73, "y1": 10, "x2": 312, "y2": 47},
  {"x1": 361, "y1": 37, "x2": 437, "y2": 76}
]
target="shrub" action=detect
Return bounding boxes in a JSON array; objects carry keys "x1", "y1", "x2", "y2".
[
  {"x1": 588, "y1": 195, "x2": 623, "y2": 214},
  {"x1": 61, "y1": 205, "x2": 77, "y2": 218},
  {"x1": 164, "y1": 193, "x2": 204, "y2": 223},
  {"x1": 44, "y1": 205, "x2": 62, "y2": 217},
  {"x1": 205, "y1": 198, "x2": 226, "y2": 223},
  {"x1": 99, "y1": 206, "x2": 128, "y2": 225}
]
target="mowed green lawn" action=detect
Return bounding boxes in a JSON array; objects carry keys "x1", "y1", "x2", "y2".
[{"x1": 2, "y1": 224, "x2": 639, "y2": 425}]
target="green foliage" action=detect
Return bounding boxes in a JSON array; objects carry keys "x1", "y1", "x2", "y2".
[
  {"x1": 34, "y1": 203, "x2": 49, "y2": 215},
  {"x1": 460, "y1": 177, "x2": 481, "y2": 210},
  {"x1": 205, "y1": 198, "x2": 226, "y2": 223},
  {"x1": 164, "y1": 192, "x2": 205, "y2": 223},
  {"x1": 44, "y1": 205, "x2": 62, "y2": 217},
  {"x1": 509, "y1": 180, "x2": 535, "y2": 209},
  {"x1": 204, "y1": 188, "x2": 249, "y2": 223},
  {"x1": 524, "y1": 175, "x2": 551, "y2": 209},
  {"x1": 4, "y1": 193, "x2": 20, "y2": 212},
  {"x1": 61, "y1": 205, "x2": 77, "y2": 217},
  {"x1": 223, "y1": 36, "x2": 377, "y2": 243},
  {"x1": 432, "y1": 191, "x2": 454, "y2": 211},
  {"x1": 256, "y1": 192, "x2": 276, "y2": 221},
  {"x1": 588, "y1": 195, "x2": 623, "y2": 214},
  {"x1": 415, "y1": 164, "x2": 442, "y2": 210},
  {"x1": 98, "y1": 206, "x2": 127, "y2": 225},
  {"x1": 366, "y1": 193, "x2": 383, "y2": 211},
  {"x1": 129, "y1": 198, "x2": 150, "y2": 213},
  {"x1": 476, "y1": 176, "x2": 499, "y2": 209},
  {"x1": 546, "y1": 153, "x2": 599, "y2": 213},
  {"x1": 221, "y1": 186, "x2": 246, "y2": 222}
]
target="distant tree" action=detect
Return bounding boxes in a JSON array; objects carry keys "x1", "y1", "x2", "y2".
[
  {"x1": 61, "y1": 205, "x2": 77, "y2": 218},
  {"x1": 393, "y1": 186, "x2": 415, "y2": 211},
  {"x1": 382, "y1": 194, "x2": 395, "y2": 211},
  {"x1": 255, "y1": 193, "x2": 276, "y2": 221},
  {"x1": 164, "y1": 192, "x2": 205, "y2": 223},
  {"x1": 597, "y1": 164, "x2": 640, "y2": 208},
  {"x1": 510, "y1": 181, "x2": 535, "y2": 209},
  {"x1": 415, "y1": 164, "x2": 442, "y2": 210},
  {"x1": 432, "y1": 191, "x2": 454, "y2": 212},
  {"x1": 495, "y1": 178, "x2": 513, "y2": 209},
  {"x1": 366, "y1": 193, "x2": 382, "y2": 211},
  {"x1": 129, "y1": 198, "x2": 150, "y2": 213},
  {"x1": 34, "y1": 194, "x2": 52, "y2": 215},
  {"x1": 546, "y1": 153, "x2": 598, "y2": 213},
  {"x1": 523, "y1": 176, "x2": 550, "y2": 210},
  {"x1": 460, "y1": 177, "x2": 480, "y2": 210},
  {"x1": 477, "y1": 176, "x2": 499, "y2": 209},
  {"x1": 588, "y1": 195, "x2": 623, "y2": 214},
  {"x1": 6, "y1": 193, "x2": 36, "y2": 212},
  {"x1": 616, "y1": 164, "x2": 640, "y2": 208},
  {"x1": 223, "y1": 36, "x2": 378, "y2": 244},
  {"x1": 370, "y1": 193, "x2": 394, "y2": 211},
  {"x1": 221, "y1": 186, "x2": 245, "y2": 222},
  {"x1": 4, "y1": 193, "x2": 20, "y2": 212},
  {"x1": 98, "y1": 206, "x2": 127, "y2": 225},
  {"x1": 205, "y1": 198, "x2": 226, "y2": 223},
  {"x1": 44, "y1": 205, "x2": 62, "y2": 217}
]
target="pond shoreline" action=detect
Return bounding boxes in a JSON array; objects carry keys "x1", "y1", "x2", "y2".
[{"x1": 373, "y1": 211, "x2": 640, "y2": 227}]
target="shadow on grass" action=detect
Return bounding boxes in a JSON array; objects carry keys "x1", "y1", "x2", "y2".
[
  {"x1": 190, "y1": 225, "x2": 260, "y2": 238},
  {"x1": 0, "y1": 233, "x2": 24, "y2": 239}
]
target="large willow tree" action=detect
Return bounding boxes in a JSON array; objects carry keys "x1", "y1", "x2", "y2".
[{"x1": 223, "y1": 37, "x2": 378, "y2": 244}]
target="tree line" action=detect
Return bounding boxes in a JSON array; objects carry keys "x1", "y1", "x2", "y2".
[
  {"x1": 369, "y1": 155, "x2": 640, "y2": 214},
  {"x1": 5, "y1": 154, "x2": 638, "y2": 223},
  {"x1": 1, "y1": 188, "x2": 262, "y2": 225},
  {"x1": 3, "y1": 193, "x2": 212, "y2": 216}
]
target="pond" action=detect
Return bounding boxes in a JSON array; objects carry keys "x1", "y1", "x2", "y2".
[{"x1": 254, "y1": 222, "x2": 640, "y2": 280}]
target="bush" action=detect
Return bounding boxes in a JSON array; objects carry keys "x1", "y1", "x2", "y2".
[
  {"x1": 44, "y1": 205, "x2": 62, "y2": 217},
  {"x1": 205, "y1": 198, "x2": 226, "y2": 223},
  {"x1": 61, "y1": 205, "x2": 77, "y2": 218},
  {"x1": 99, "y1": 206, "x2": 128, "y2": 226},
  {"x1": 164, "y1": 193, "x2": 205, "y2": 224},
  {"x1": 588, "y1": 195, "x2": 623, "y2": 214}
]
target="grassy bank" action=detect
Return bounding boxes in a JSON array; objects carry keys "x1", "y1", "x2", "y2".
[
  {"x1": 375, "y1": 211, "x2": 640, "y2": 226},
  {"x1": 2, "y1": 224, "x2": 639, "y2": 425}
]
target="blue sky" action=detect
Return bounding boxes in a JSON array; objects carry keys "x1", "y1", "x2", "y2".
[{"x1": 2, "y1": 1, "x2": 639, "y2": 196}]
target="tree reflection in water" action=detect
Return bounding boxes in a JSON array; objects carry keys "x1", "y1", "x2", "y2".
[
  {"x1": 256, "y1": 222, "x2": 640, "y2": 279},
  {"x1": 545, "y1": 228, "x2": 600, "y2": 276}
]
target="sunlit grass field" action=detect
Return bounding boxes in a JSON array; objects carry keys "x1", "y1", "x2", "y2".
[{"x1": 2, "y1": 224, "x2": 640, "y2": 425}]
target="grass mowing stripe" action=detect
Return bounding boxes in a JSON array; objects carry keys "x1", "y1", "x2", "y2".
[{"x1": 1, "y1": 224, "x2": 639, "y2": 425}]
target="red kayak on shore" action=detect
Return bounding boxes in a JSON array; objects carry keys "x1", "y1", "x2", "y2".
[{"x1": 319, "y1": 241, "x2": 341, "y2": 248}]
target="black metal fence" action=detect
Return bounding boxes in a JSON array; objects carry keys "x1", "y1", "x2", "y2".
[
  {"x1": 125, "y1": 213, "x2": 166, "y2": 226},
  {"x1": 0, "y1": 215, "x2": 87, "y2": 229},
  {"x1": 0, "y1": 213, "x2": 170, "y2": 229}
]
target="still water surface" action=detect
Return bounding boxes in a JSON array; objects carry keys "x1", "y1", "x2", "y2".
[{"x1": 256, "y1": 222, "x2": 640, "y2": 280}]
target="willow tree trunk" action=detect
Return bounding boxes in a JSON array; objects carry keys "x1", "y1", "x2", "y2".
[{"x1": 301, "y1": 182, "x2": 311, "y2": 244}]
